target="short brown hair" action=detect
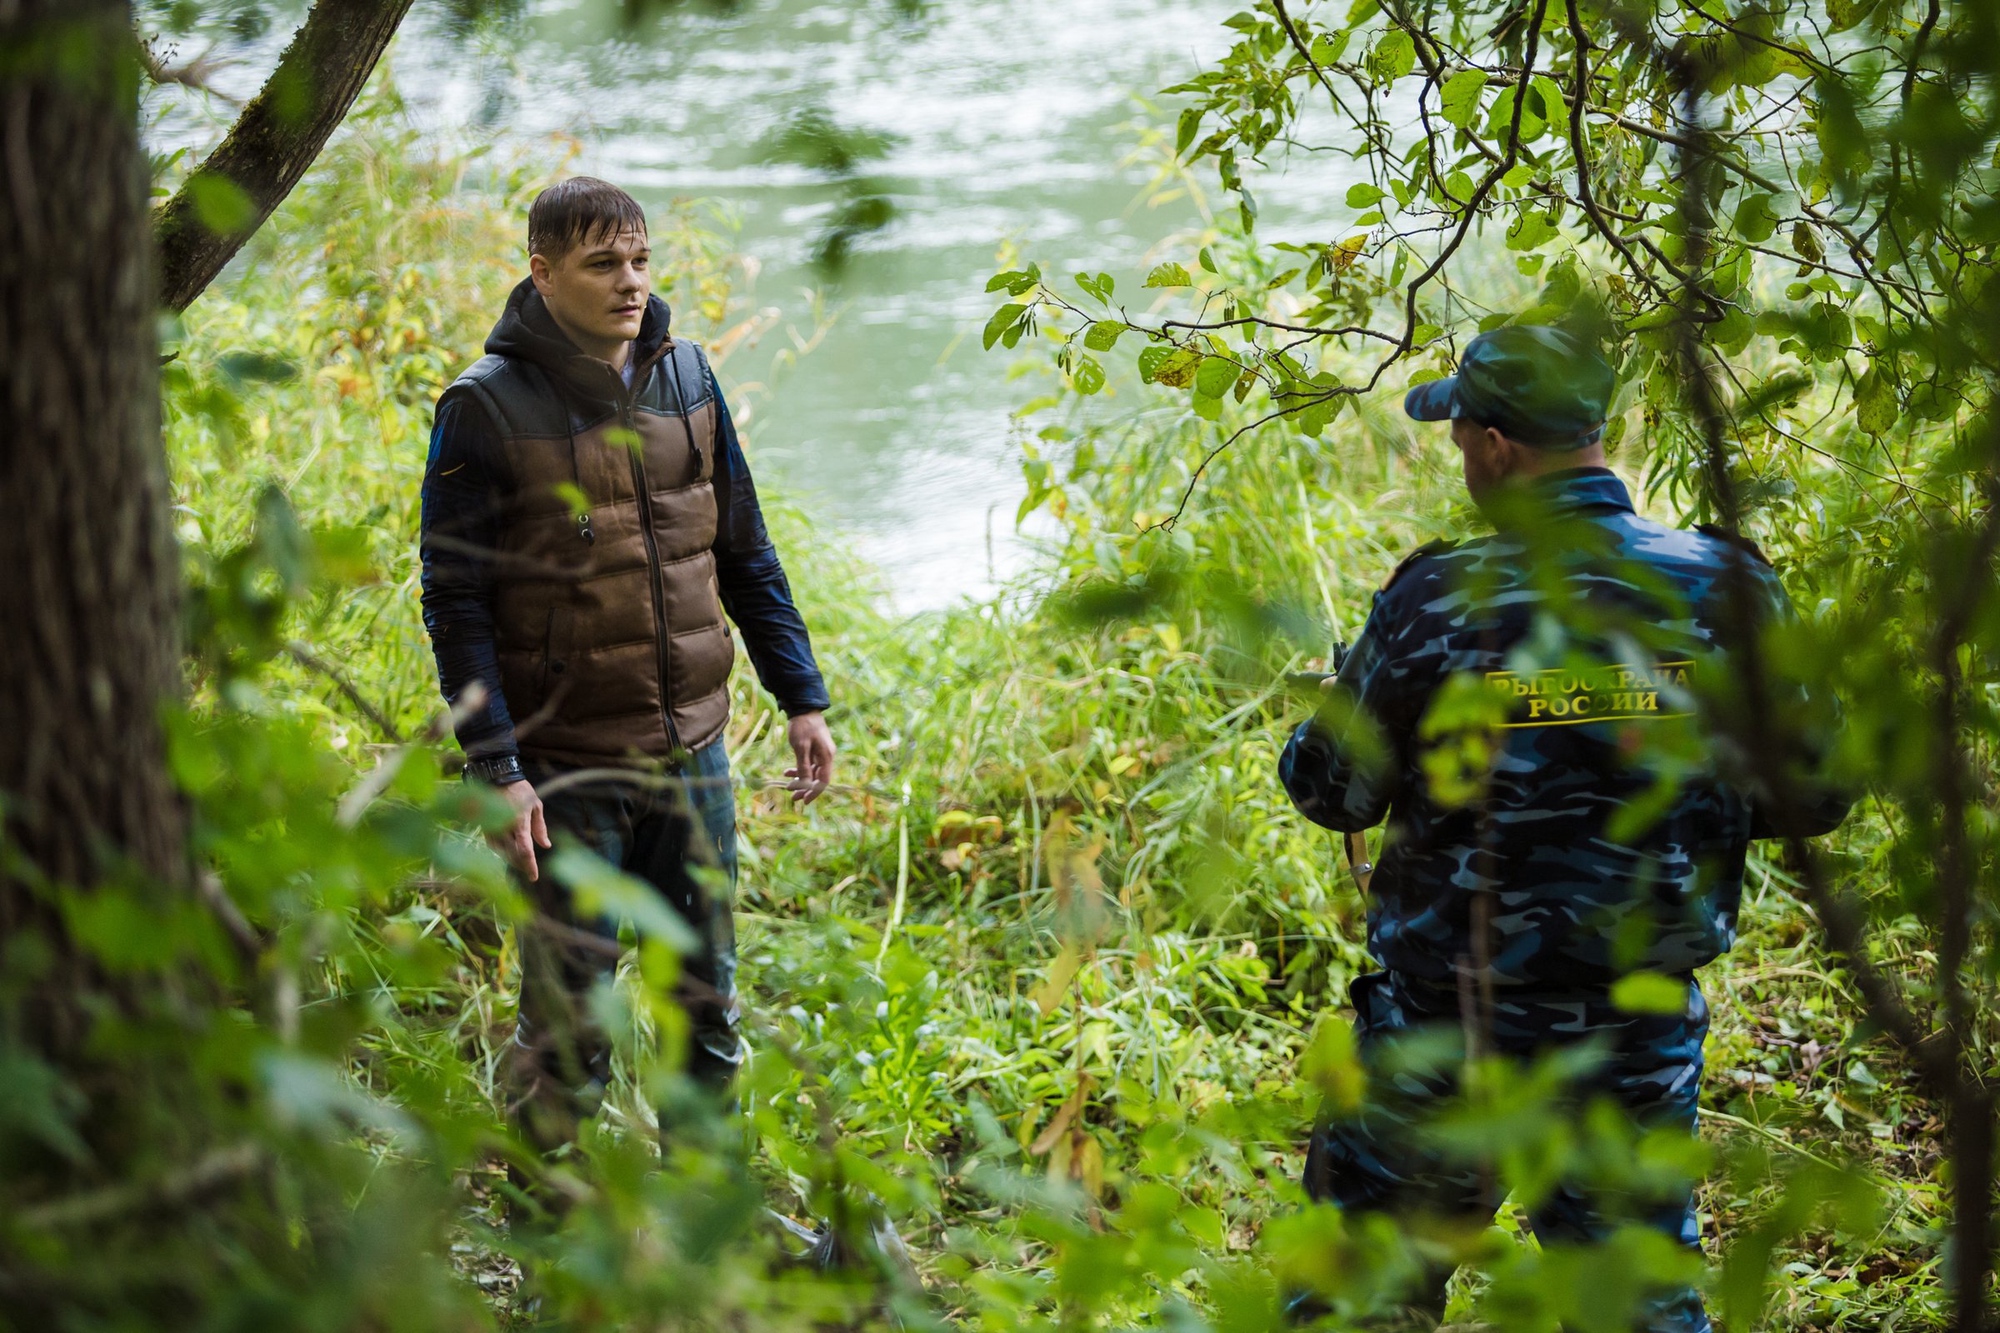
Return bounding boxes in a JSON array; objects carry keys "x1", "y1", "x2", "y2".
[{"x1": 528, "y1": 177, "x2": 647, "y2": 260}]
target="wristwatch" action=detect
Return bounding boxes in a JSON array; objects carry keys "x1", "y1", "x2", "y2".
[{"x1": 462, "y1": 754, "x2": 525, "y2": 786}]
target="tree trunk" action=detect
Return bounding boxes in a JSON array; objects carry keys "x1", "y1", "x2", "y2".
[
  {"x1": 0, "y1": 0, "x2": 186, "y2": 1054},
  {"x1": 152, "y1": 0, "x2": 416, "y2": 313}
]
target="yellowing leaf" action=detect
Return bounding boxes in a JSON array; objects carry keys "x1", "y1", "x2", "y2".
[
  {"x1": 1083, "y1": 319, "x2": 1124, "y2": 351},
  {"x1": 1032, "y1": 943, "x2": 1084, "y2": 1016}
]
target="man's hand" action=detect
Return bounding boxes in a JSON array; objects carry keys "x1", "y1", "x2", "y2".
[
  {"x1": 785, "y1": 711, "x2": 836, "y2": 805},
  {"x1": 495, "y1": 779, "x2": 552, "y2": 881}
]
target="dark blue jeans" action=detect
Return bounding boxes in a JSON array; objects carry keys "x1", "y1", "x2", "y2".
[
  {"x1": 1303, "y1": 970, "x2": 1711, "y2": 1333},
  {"x1": 510, "y1": 740, "x2": 739, "y2": 1152}
]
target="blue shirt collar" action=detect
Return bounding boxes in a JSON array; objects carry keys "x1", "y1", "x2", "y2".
[{"x1": 1530, "y1": 466, "x2": 1634, "y2": 515}]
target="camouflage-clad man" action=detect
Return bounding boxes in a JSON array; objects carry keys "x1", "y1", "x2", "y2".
[{"x1": 1279, "y1": 326, "x2": 1849, "y2": 1331}]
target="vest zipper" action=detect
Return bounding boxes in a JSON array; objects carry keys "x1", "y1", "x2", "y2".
[{"x1": 622, "y1": 385, "x2": 683, "y2": 756}]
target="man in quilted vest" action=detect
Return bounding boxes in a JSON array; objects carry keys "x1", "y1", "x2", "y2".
[{"x1": 419, "y1": 177, "x2": 835, "y2": 1162}]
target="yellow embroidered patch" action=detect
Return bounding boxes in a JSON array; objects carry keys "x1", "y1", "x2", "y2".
[{"x1": 1484, "y1": 661, "x2": 1695, "y2": 728}]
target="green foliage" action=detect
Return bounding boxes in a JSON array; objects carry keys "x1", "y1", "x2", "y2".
[
  {"x1": 975, "y1": 0, "x2": 2000, "y2": 1326},
  {"x1": 758, "y1": 104, "x2": 903, "y2": 269},
  {"x1": 19, "y1": 0, "x2": 2000, "y2": 1322}
]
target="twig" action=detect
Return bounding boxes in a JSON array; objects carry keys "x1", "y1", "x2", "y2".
[
  {"x1": 18, "y1": 1142, "x2": 264, "y2": 1230},
  {"x1": 286, "y1": 639, "x2": 403, "y2": 743}
]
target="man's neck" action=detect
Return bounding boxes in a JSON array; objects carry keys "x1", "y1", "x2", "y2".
[
  {"x1": 1513, "y1": 441, "x2": 1607, "y2": 479},
  {"x1": 579, "y1": 335, "x2": 633, "y2": 373},
  {"x1": 546, "y1": 307, "x2": 632, "y2": 371}
]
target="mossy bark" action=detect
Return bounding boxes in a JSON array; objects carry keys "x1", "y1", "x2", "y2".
[
  {"x1": 0, "y1": 0, "x2": 187, "y2": 1053},
  {"x1": 152, "y1": 0, "x2": 415, "y2": 313}
]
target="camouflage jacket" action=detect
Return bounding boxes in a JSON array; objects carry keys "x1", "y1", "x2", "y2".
[{"x1": 1279, "y1": 468, "x2": 1849, "y2": 994}]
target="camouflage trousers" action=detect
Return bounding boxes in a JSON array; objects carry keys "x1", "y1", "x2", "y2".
[{"x1": 1304, "y1": 970, "x2": 1711, "y2": 1333}]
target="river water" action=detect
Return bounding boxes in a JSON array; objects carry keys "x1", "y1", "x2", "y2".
[{"x1": 157, "y1": 0, "x2": 1355, "y2": 608}]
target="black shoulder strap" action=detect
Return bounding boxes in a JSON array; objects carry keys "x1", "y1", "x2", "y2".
[
  {"x1": 1694, "y1": 523, "x2": 1773, "y2": 567},
  {"x1": 1381, "y1": 538, "x2": 1460, "y2": 594}
]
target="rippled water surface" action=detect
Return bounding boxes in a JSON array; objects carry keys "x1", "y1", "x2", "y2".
[{"x1": 164, "y1": 0, "x2": 1356, "y2": 606}]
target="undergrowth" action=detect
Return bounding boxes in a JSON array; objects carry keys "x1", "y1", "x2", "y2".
[{"x1": 156, "y1": 90, "x2": 1946, "y2": 1330}]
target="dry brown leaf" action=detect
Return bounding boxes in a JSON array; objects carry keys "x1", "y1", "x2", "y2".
[{"x1": 1029, "y1": 1079, "x2": 1090, "y2": 1156}]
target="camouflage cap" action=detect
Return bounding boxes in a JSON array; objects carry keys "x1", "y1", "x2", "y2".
[{"x1": 1403, "y1": 325, "x2": 1615, "y2": 449}]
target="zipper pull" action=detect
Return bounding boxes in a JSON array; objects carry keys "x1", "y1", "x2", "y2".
[{"x1": 577, "y1": 512, "x2": 595, "y2": 544}]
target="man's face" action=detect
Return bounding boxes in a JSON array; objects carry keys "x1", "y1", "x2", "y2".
[
  {"x1": 1452, "y1": 416, "x2": 1518, "y2": 503},
  {"x1": 529, "y1": 227, "x2": 650, "y2": 357}
]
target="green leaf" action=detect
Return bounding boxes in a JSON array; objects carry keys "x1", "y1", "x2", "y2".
[
  {"x1": 1370, "y1": 29, "x2": 1416, "y2": 82},
  {"x1": 1074, "y1": 271, "x2": 1115, "y2": 303},
  {"x1": 189, "y1": 173, "x2": 257, "y2": 235},
  {"x1": 1190, "y1": 392, "x2": 1223, "y2": 421},
  {"x1": 1610, "y1": 971, "x2": 1690, "y2": 1015},
  {"x1": 986, "y1": 269, "x2": 1030, "y2": 293},
  {"x1": 1072, "y1": 357, "x2": 1106, "y2": 396},
  {"x1": 1000, "y1": 309, "x2": 1035, "y2": 349},
  {"x1": 1301, "y1": 1016, "x2": 1366, "y2": 1115},
  {"x1": 1143, "y1": 261, "x2": 1193, "y2": 288},
  {"x1": 1309, "y1": 30, "x2": 1351, "y2": 66},
  {"x1": 1298, "y1": 383, "x2": 1345, "y2": 436},
  {"x1": 1530, "y1": 75, "x2": 1569, "y2": 128},
  {"x1": 216, "y1": 350, "x2": 298, "y2": 385},
  {"x1": 1501, "y1": 162, "x2": 1534, "y2": 189},
  {"x1": 1487, "y1": 86, "x2": 1546, "y2": 144},
  {"x1": 1438, "y1": 69, "x2": 1485, "y2": 128},
  {"x1": 1137, "y1": 345, "x2": 1172, "y2": 383},
  {"x1": 1175, "y1": 106, "x2": 1204, "y2": 158},
  {"x1": 1083, "y1": 320, "x2": 1124, "y2": 351},
  {"x1": 1855, "y1": 365, "x2": 1897, "y2": 436},
  {"x1": 1505, "y1": 209, "x2": 1558, "y2": 252},
  {"x1": 983, "y1": 303, "x2": 1027, "y2": 351},
  {"x1": 552, "y1": 482, "x2": 592, "y2": 522},
  {"x1": 1733, "y1": 192, "x2": 1782, "y2": 243},
  {"x1": 1345, "y1": 181, "x2": 1388, "y2": 209},
  {"x1": 1193, "y1": 356, "x2": 1239, "y2": 398},
  {"x1": 547, "y1": 846, "x2": 698, "y2": 953},
  {"x1": 1713, "y1": 306, "x2": 1755, "y2": 351}
]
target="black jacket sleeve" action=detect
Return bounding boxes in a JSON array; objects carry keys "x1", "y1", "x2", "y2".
[
  {"x1": 706, "y1": 368, "x2": 832, "y2": 716},
  {"x1": 1277, "y1": 589, "x2": 1412, "y2": 832},
  {"x1": 418, "y1": 394, "x2": 520, "y2": 764}
]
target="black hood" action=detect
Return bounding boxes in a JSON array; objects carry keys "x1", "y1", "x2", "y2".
[{"x1": 484, "y1": 277, "x2": 674, "y2": 410}]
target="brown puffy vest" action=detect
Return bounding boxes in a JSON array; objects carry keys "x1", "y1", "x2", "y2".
[{"x1": 440, "y1": 335, "x2": 734, "y2": 766}]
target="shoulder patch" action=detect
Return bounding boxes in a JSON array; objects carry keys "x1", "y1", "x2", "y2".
[
  {"x1": 1693, "y1": 523, "x2": 1773, "y2": 567},
  {"x1": 1381, "y1": 538, "x2": 1461, "y2": 594}
]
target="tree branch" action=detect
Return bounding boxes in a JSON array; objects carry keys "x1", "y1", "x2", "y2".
[{"x1": 152, "y1": 0, "x2": 415, "y2": 313}]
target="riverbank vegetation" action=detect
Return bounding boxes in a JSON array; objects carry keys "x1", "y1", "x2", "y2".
[
  {"x1": 8, "y1": 0, "x2": 1997, "y2": 1328},
  {"x1": 132, "y1": 64, "x2": 1951, "y2": 1329}
]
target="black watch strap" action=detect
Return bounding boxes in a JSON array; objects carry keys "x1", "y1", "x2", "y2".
[{"x1": 463, "y1": 754, "x2": 525, "y2": 786}]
